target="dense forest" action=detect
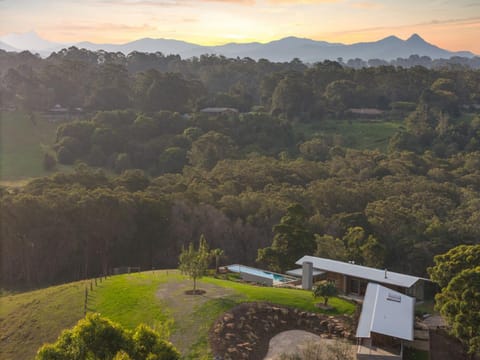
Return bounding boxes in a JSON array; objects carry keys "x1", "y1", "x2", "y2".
[{"x1": 1, "y1": 48, "x2": 480, "y2": 289}]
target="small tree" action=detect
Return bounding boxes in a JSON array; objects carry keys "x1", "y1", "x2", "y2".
[
  {"x1": 179, "y1": 235, "x2": 211, "y2": 293},
  {"x1": 313, "y1": 281, "x2": 338, "y2": 306}
]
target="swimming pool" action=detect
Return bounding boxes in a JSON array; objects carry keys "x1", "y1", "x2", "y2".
[{"x1": 227, "y1": 264, "x2": 296, "y2": 285}]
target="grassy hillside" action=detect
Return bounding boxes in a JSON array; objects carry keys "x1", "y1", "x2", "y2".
[
  {"x1": 0, "y1": 281, "x2": 86, "y2": 360},
  {"x1": 0, "y1": 111, "x2": 68, "y2": 183},
  {"x1": 0, "y1": 271, "x2": 356, "y2": 360}
]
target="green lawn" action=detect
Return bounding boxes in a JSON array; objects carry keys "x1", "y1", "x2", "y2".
[
  {"x1": 203, "y1": 276, "x2": 355, "y2": 314},
  {"x1": 0, "y1": 111, "x2": 69, "y2": 182},
  {"x1": 0, "y1": 280, "x2": 87, "y2": 360},
  {"x1": 0, "y1": 271, "x2": 356, "y2": 360},
  {"x1": 298, "y1": 118, "x2": 404, "y2": 152},
  {"x1": 88, "y1": 272, "x2": 172, "y2": 331}
]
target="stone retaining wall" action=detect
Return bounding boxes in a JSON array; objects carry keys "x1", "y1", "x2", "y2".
[{"x1": 209, "y1": 302, "x2": 354, "y2": 360}]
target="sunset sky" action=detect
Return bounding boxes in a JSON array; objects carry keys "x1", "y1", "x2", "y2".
[{"x1": 1, "y1": 0, "x2": 479, "y2": 53}]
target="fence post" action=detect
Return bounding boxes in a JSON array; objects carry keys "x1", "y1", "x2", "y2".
[
  {"x1": 90, "y1": 280, "x2": 93, "y2": 291},
  {"x1": 84, "y1": 286, "x2": 88, "y2": 316}
]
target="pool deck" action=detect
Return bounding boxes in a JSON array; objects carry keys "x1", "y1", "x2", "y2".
[{"x1": 226, "y1": 264, "x2": 298, "y2": 287}]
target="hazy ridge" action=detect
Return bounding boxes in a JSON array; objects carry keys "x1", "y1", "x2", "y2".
[{"x1": 0, "y1": 30, "x2": 475, "y2": 61}]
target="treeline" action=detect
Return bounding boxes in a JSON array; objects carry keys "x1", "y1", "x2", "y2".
[
  {"x1": 2, "y1": 147, "x2": 480, "y2": 288},
  {"x1": 53, "y1": 110, "x2": 294, "y2": 175},
  {"x1": 1, "y1": 48, "x2": 480, "y2": 117},
  {"x1": 52, "y1": 107, "x2": 480, "y2": 176},
  {"x1": 345, "y1": 54, "x2": 480, "y2": 70}
]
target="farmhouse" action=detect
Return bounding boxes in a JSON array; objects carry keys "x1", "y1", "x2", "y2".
[
  {"x1": 356, "y1": 283, "x2": 415, "y2": 359},
  {"x1": 199, "y1": 107, "x2": 239, "y2": 115},
  {"x1": 49, "y1": 104, "x2": 68, "y2": 113},
  {"x1": 292, "y1": 256, "x2": 429, "y2": 300},
  {"x1": 347, "y1": 108, "x2": 385, "y2": 116}
]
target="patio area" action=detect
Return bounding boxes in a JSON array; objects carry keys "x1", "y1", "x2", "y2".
[{"x1": 357, "y1": 338, "x2": 402, "y2": 360}]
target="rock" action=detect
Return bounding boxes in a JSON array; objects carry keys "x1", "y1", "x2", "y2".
[{"x1": 209, "y1": 302, "x2": 351, "y2": 360}]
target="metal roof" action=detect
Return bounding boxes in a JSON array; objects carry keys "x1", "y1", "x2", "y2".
[
  {"x1": 296, "y1": 256, "x2": 423, "y2": 288},
  {"x1": 200, "y1": 107, "x2": 238, "y2": 113},
  {"x1": 356, "y1": 283, "x2": 415, "y2": 341},
  {"x1": 286, "y1": 268, "x2": 325, "y2": 277}
]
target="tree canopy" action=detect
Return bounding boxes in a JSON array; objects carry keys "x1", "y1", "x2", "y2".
[
  {"x1": 36, "y1": 313, "x2": 179, "y2": 360},
  {"x1": 429, "y1": 245, "x2": 480, "y2": 357},
  {"x1": 257, "y1": 204, "x2": 315, "y2": 272}
]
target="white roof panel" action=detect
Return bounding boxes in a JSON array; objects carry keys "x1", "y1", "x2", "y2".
[
  {"x1": 356, "y1": 283, "x2": 415, "y2": 341},
  {"x1": 296, "y1": 256, "x2": 423, "y2": 288}
]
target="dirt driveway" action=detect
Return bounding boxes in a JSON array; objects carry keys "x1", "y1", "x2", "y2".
[{"x1": 155, "y1": 274, "x2": 236, "y2": 354}]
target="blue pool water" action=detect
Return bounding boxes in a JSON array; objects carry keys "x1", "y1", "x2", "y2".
[{"x1": 227, "y1": 264, "x2": 294, "y2": 283}]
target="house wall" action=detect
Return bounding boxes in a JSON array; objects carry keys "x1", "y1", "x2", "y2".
[
  {"x1": 321, "y1": 270, "x2": 426, "y2": 300},
  {"x1": 324, "y1": 272, "x2": 346, "y2": 293},
  {"x1": 356, "y1": 337, "x2": 402, "y2": 360}
]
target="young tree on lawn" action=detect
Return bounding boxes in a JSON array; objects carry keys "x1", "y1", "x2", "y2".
[
  {"x1": 313, "y1": 281, "x2": 338, "y2": 306},
  {"x1": 179, "y1": 235, "x2": 211, "y2": 293}
]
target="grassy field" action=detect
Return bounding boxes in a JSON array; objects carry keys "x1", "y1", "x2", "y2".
[
  {"x1": 299, "y1": 118, "x2": 404, "y2": 152},
  {"x1": 0, "y1": 280, "x2": 86, "y2": 360},
  {"x1": 0, "y1": 111, "x2": 68, "y2": 183},
  {"x1": 0, "y1": 270, "x2": 356, "y2": 360}
]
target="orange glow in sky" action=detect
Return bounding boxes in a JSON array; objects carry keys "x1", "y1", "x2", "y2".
[{"x1": 0, "y1": 0, "x2": 479, "y2": 54}]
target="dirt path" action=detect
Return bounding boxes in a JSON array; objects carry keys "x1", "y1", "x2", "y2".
[{"x1": 155, "y1": 273, "x2": 236, "y2": 355}]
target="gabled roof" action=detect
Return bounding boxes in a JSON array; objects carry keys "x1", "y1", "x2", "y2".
[
  {"x1": 296, "y1": 256, "x2": 424, "y2": 288},
  {"x1": 356, "y1": 283, "x2": 415, "y2": 341}
]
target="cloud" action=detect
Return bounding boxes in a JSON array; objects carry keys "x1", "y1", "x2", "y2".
[
  {"x1": 95, "y1": 0, "x2": 255, "y2": 6},
  {"x1": 95, "y1": 0, "x2": 182, "y2": 7},
  {"x1": 350, "y1": 1, "x2": 383, "y2": 9},
  {"x1": 323, "y1": 15, "x2": 480, "y2": 37},
  {"x1": 94, "y1": 0, "x2": 341, "y2": 6},
  {"x1": 266, "y1": 0, "x2": 341, "y2": 3},
  {"x1": 44, "y1": 22, "x2": 158, "y2": 34}
]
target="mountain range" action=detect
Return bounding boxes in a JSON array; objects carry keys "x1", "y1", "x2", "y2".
[{"x1": 0, "y1": 30, "x2": 476, "y2": 62}]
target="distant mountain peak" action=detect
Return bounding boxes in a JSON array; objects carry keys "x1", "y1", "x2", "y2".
[
  {"x1": 0, "y1": 29, "x2": 62, "y2": 51},
  {"x1": 383, "y1": 35, "x2": 402, "y2": 41},
  {"x1": 407, "y1": 33, "x2": 425, "y2": 42}
]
